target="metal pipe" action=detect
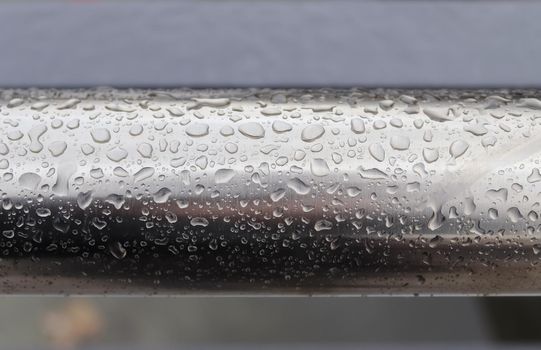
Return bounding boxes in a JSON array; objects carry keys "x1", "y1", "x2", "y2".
[{"x1": 0, "y1": 88, "x2": 540, "y2": 295}]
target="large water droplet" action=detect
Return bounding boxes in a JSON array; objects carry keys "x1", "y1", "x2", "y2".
[
  {"x1": 239, "y1": 122, "x2": 265, "y2": 139},
  {"x1": 287, "y1": 177, "x2": 311, "y2": 195},
  {"x1": 90, "y1": 128, "x2": 111, "y2": 143},
  {"x1": 215, "y1": 168, "x2": 236, "y2": 184},
  {"x1": 368, "y1": 143, "x2": 385, "y2": 162},
  {"x1": 301, "y1": 125, "x2": 325, "y2": 142},
  {"x1": 310, "y1": 158, "x2": 330, "y2": 177}
]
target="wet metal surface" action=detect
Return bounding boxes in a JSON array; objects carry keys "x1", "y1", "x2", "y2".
[{"x1": 0, "y1": 88, "x2": 540, "y2": 295}]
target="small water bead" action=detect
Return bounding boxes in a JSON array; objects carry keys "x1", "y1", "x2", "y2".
[
  {"x1": 287, "y1": 177, "x2": 311, "y2": 195},
  {"x1": 270, "y1": 188, "x2": 286, "y2": 202},
  {"x1": 134, "y1": 167, "x2": 155, "y2": 182},
  {"x1": 191, "y1": 217, "x2": 209, "y2": 227},
  {"x1": 373, "y1": 120, "x2": 387, "y2": 130},
  {"x1": 272, "y1": 120, "x2": 293, "y2": 133},
  {"x1": 195, "y1": 155, "x2": 208, "y2": 170},
  {"x1": 507, "y1": 207, "x2": 523, "y2": 223},
  {"x1": 28, "y1": 124, "x2": 47, "y2": 153},
  {"x1": 422, "y1": 148, "x2": 439, "y2": 163},
  {"x1": 48, "y1": 141, "x2": 67, "y2": 157},
  {"x1": 423, "y1": 107, "x2": 454, "y2": 122},
  {"x1": 77, "y1": 190, "x2": 93, "y2": 210},
  {"x1": 239, "y1": 122, "x2": 265, "y2": 139},
  {"x1": 153, "y1": 187, "x2": 172, "y2": 204},
  {"x1": 215, "y1": 169, "x2": 236, "y2": 184},
  {"x1": 19, "y1": 172, "x2": 41, "y2": 191},
  {"x1": 187, "y1": 98, "x2": 230, "y2": 110},
  {"x1": 220, "y1": 125, "x2": 235, "y2": 136},
  {"x1": 129, "y1": 124, "x2": 143, "y2": 136},
  {"x1": 260, "y1": 107, "x2": 281, "y2": 116},
  {"x1": 310, "y1": 158, "x2": 330, "y2": 177},
  {"x1": 390, "y1": 135, "x2": 410, "y2": 150},
  {"x1": 106, "y1": 147, "x2": 128, "y2": 162},
  {"x1": 90, "y1": 168, "x2": 104, "y2": 179},
  {"x1": 7, "y1": 130, "x2": 23, "y2": 141},
  {"x1": 36, "y1": 208, "x2": 51, "y2": 217},
  {"x1": 66, "y1": 119, "x2": 80, "y2": 129},
  {"x1": 351, "y1": 118, "x2": 365, "y2": 134},
  {"x1": 91, "y1": 128, "x2": 111, "y2": 143},
  {"x1": 7, "y1": 98, "x2": 24, "y2": 108},
  {"x1": 81, "y1": 144, "x2": 95, "y2": 155},
  {"x1": 527, "y1": 169, "x2": 541, "y2": 183},
  {"x1": 368, "y1": 143, "x2": 385, "y2": 162},
  {"x1": 185, "y1": 123, "x2": 209, "y2": 137},
  {"x1": 137, "y1": 143, "x2": 153, "y2": 158},
  {"x1": 0, "y1": 142, "x2": 8, "y2": 155},
  {"x1": 109, "y1": 242, "x2": 127, "y2": 260},
  {"x1": 314, "y1": 220, "x2": 333, "y2": 231},
  {"x1": 346, "y1": 186, "x2": 361, "y2": 197},
  {"x1": 449, "y1": 140, "x2": 469, "y2": 158},
  {"x1": 301, "y1": 125, "x2": 325, "y2": 142}
]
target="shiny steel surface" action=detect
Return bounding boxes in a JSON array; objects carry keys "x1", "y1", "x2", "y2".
[{"x1": 0, "y1": 88, "x2": 540, "y2": 295}]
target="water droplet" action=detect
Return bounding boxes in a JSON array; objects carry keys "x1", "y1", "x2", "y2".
[
  {"x1": 48, "y1": 141, "x2": 67, "y2": 157},
  {"x1": 195, "y1": 155, "x2": 208, "y2": 170},
  {"x1": 186, "y1": 123, "x2": 209, "y2": 137},
  {"x1": 272, "y1": 120, "x2": 293, "y2": 133},
  {"x1": 187, "y1": 98, "x2": 230, "y2": 110},
  {"x1": 422, "y1": 148, "x2": 439, "y2": 163},
  {"x1": 507, "y1": 207, "x2": 523, "y2": 223},
  {"x1": 215, "y1": 168, "x2": 236, "y2": 184},
  {"x1": 287, "y1": 177, "x2": 311, "y2": 195},
  {"x1": 90, "y1": 128, "x2": 111, "y2": 143},
  {"x1": 129, "y1": 124, "x2": 143, "y2": 136},
  {"x1": 2, "y1": 230, "x2": 14, "y2": 238},
  {"x1": 368, "y1": 143, "x2": 385, "y2": 162},
  {"x1": 301, "y1": 125, "x2": 325, "y2": 142},
  {"x1": 359, "y1": 167, "x2": 387, "y2": 179},
  {"x1": 134, "y1": 167, "x2": 155, "y2": 182},
  {"x1": 109, "y1": 242, "x2": 127, "y2": 259},
  {"x1": 270, "y1": 188, "x2": 286, "y2": 202},
  {"x1": 486, "y1": 188, "x2": 508, "y2": 202},
  {"x1": 351, "y1": 118, "x2": 365, "y2": 134},
  {"x1": 106, "y1": 147, "x2": 128, "y2": 162},
  {"x1": 390, "y1": 135, "x2": 410, "y2": 150},
  {"x1": 423, "y1": 107, "x2": 454, "y2": 122},
  {"x1": 528, "y1": 169, "x2": 541, "y2": 183},
  {"x1": 153, "y1": 187, "x2": 172, "y2": 204},
  {"x1": 261, "y1": 107, "x2": 281, "y2": 116},
  {"x1": 18, "y1": 172, "x2": 41, "y2": 191},
  {"x1": 28, "y1": 124, "x2": 47, "y2": 153},
  {"x1": 449, "y1": 140, "x2": 469, "y2": 158},
  {"x1": 239, "y1": 122, "x2": 265, "y2": 139},
  {"x1": 220, "y1": 125, "x2": 235, "y2": 136},
  {"x1": 137, "y1": 143, "x2": 153, "y2": 158},
  {"x1": 310, "y1": 158, "x2": 330, "y2": 177},
  {"x1": 346, "y1": 186, "x2": 361, "y2": 197},
  {"x1": 314, "y1": 220, "x2": 332, "y2": 231},
  {"x1": 77, "y1": 190, "x2": 93, "y2": 210},
  {"x1": 36, "y1": 208, "x2": 51, "y2": 217},
  {"x1": 191, "y1": 217, "x2": 209, "y2": 227}
]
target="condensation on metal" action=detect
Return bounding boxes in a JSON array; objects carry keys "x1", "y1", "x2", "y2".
[{"x1": 0, "y1": 88, "x2": 540, "y2": 295}]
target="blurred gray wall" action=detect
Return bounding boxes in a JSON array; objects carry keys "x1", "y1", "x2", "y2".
[{"x1": 0, "y1": 0, "x2": 540, "y2": 87}]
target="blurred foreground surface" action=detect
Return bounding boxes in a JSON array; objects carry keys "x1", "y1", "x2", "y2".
[{"x1": 0, "y1": 297, "x2": 540, "y2": 349}]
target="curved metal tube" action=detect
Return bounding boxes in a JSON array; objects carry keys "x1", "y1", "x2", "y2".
[{"x1": 0, "y1": 88, "x2": 540, "y2": 295}]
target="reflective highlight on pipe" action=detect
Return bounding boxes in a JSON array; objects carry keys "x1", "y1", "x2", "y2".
[{"x1": 0, "y1": 88, "x2": 540, "y2": 295}]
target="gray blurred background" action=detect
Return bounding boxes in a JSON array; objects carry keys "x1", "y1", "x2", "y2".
[{"x1": 2, "y1": 0, "x2": 541, "y2": 348}]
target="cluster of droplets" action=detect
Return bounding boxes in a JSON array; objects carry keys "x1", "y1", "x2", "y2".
[{"x1": 0, "y1": 88, "x2": 540, "y2": 293}]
